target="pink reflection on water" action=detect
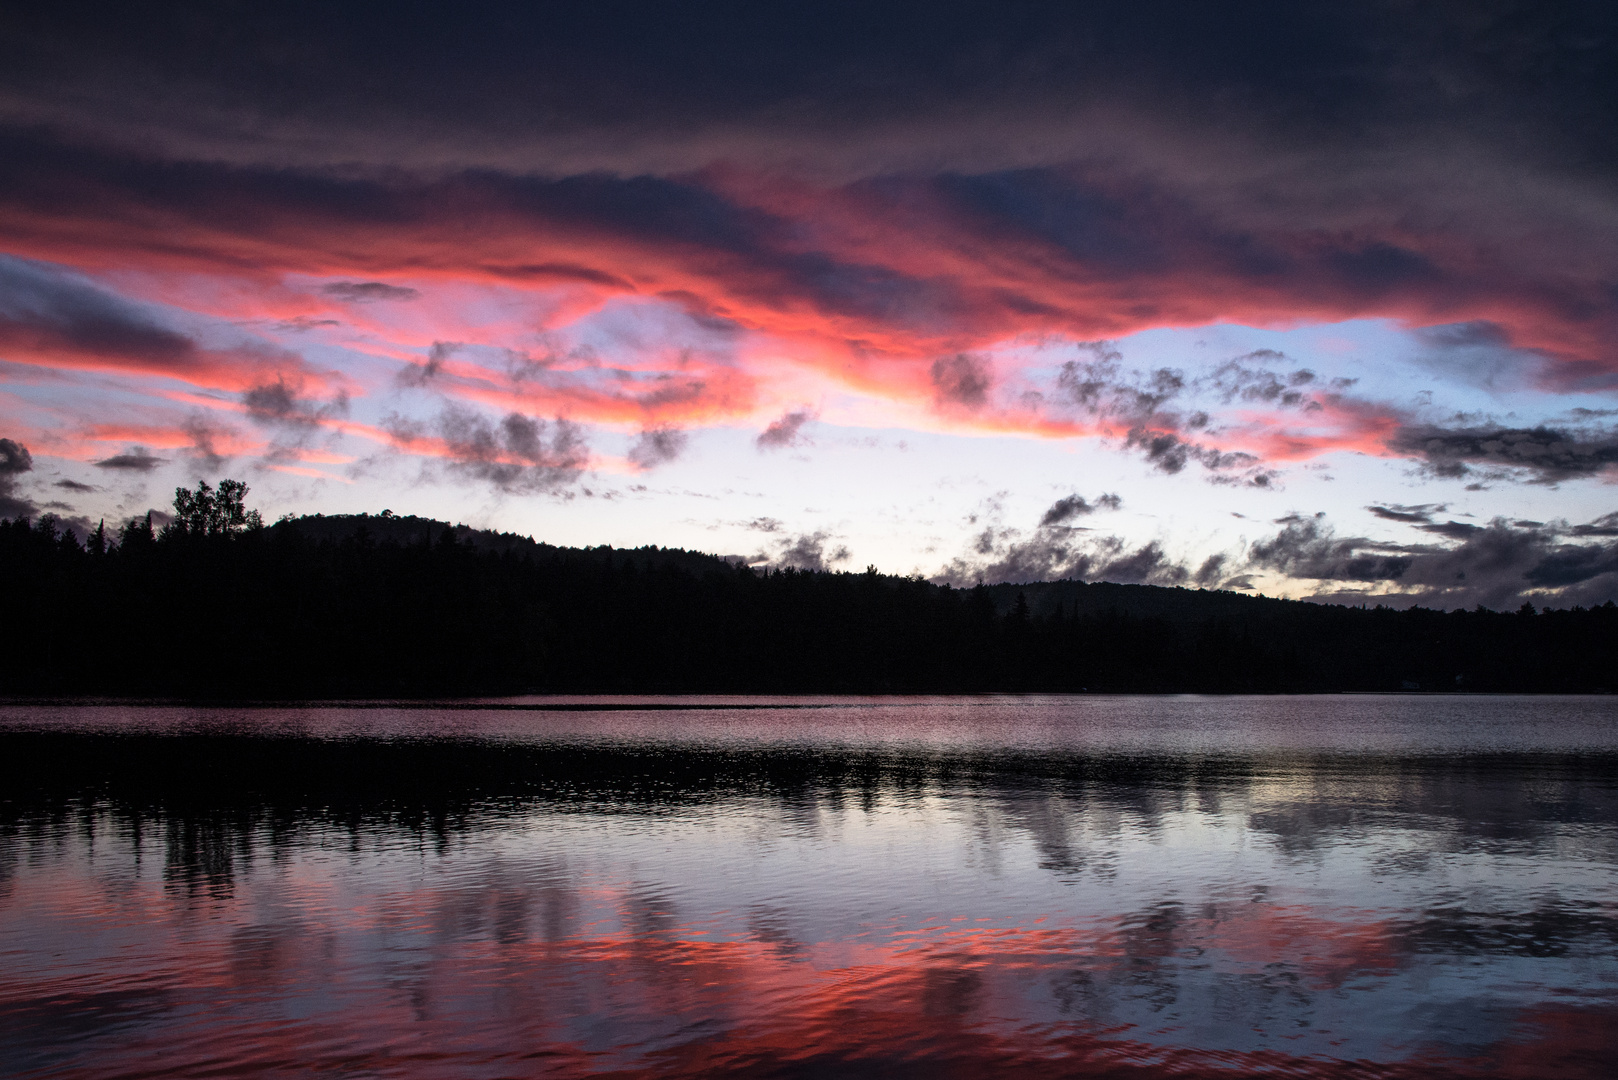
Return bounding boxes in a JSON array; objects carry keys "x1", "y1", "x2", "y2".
[
  {"x1": 4, "y1": 845, "x2": 1612, "y2": 1079},
  {"x1": 4, "y1": 696, "x2": 1617, "y2": 1078}
]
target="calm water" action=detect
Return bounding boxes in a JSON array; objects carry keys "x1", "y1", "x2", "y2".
[{"x1": 3, "y1": 695, "x2": 1616, "y2": 1079}]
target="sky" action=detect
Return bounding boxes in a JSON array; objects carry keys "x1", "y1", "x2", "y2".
[{"x1": 2, "y1": 0, "x2": 1618, "y2": 608}]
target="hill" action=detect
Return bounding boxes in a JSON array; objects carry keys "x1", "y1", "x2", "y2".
[{"x1": 1, "y1": 507, "x2": 1613, "y2": 697}]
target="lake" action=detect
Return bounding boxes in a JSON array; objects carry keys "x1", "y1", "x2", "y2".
[{"x1": 3, "y1": 695, "x2": 1616, "y2": 1078}]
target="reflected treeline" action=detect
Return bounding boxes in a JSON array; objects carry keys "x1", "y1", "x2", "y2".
[
  {"x1": 6, "y1": 731, "x2": 1617, "y2": 898},
  {"x1": 7, "y1": 731, "x2": 1618, "y2": 1078},
  {"x1": 3, "y1": 502, "x2": 1617, "y2": 694}
]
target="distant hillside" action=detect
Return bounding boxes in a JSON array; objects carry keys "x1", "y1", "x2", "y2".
[
  {"x1": 977, "y1": 579, "x2": 1311, "y2": 621},
  {"x1": 279, "y1": 515, "x2": 1311, "y2": 626},
  {"x1": 273, "y1": 513, "x2": 739, "y2": 577},
  {"x1": 2, "y1": 507, "x2": 1614, "y2": 696},
  {"x1": 272, "y1": 512, "x2": 536, "y2": 553}
]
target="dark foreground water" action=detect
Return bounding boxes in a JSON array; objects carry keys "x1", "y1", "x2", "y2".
[{"x1": 3, "y1": 695, "x2": 1617, "y2": 1079}]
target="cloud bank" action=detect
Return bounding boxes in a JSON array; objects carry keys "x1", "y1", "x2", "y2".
[{"x1": 936, "y1": 492, "x2": 1618, "y2": 610}]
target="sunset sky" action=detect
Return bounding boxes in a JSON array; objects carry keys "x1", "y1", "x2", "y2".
[{"x1": 3, "y1": 1, "x2": 1617, "y2": 607}]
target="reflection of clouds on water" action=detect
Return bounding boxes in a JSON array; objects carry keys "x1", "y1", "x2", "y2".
[
  {"x1": 0, "y1": 985, "x2": 176, "y2": 1077},
  {"x1": 1395, "y1": 903, "x2": 1618, "y2": 960},
  {"x1": 997, "y1": 792, "x2": 1118, "y2": 882},
  {"x1": 2, "y1": 699, "x2": 1617, "y2": 1077},
  {"x1": 746, "y1": 904, "x2": 807, "y2": 961}
]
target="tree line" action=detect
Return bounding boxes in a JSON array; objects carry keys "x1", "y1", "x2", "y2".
[{"x1": 2, "y1": 483, "x2": 1614, "y2": 696}]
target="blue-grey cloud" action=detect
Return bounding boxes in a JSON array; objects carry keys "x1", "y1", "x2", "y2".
[
  {"x1": 1039, "y1": 492, "x2": 1121, "y2": 526},
  {"x1": 931, "y1": 353, "x2": 992, "y2": 410},
  {"x1": 1388, "y1": 424, "x2": 1618, "y2": 484},
  {"x1": 0, "y1": 437, "x2": 36, "y2": 518},
  {"x1": 756, "y1": 409, "x2": 814, "y2": 451},
  {"x1": 386, "y1": 405, "x2": 588, "y2": 494},
  {"x1": 627, "y1": 427, "x2": 688, "y2": 470},
  {"x1": 1249, "y1": 510, "x2": 1618, "y2": 609},
  {"x1": 94, "y1": 447, "x2": 165, "y2": 471},
  {"x1": 319, "y1": 281, "x2": 420, "y2": 303}
]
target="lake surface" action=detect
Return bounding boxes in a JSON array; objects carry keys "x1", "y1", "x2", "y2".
[{"x1": 3, "y1": 695, "x2": 1616, "y2": 1079}]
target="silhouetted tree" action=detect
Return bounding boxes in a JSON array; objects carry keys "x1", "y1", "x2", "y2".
[
  {"x1": 170, "y1": 480, "x2": 263, "y2": 538},
  {"x1": 119, "y1": 512, "x2": 155, "y2": 549}
]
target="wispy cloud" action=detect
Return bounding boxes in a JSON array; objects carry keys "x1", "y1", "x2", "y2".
[{"x1": 320, "y1": 281, "x2": 421, "y2": 303}]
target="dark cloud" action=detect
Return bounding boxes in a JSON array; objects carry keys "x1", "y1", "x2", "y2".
[
  {"x1": 1388, "y1": 423, "x2": 1618, "y2": 484},
  {"x1": 1096, "y1": 541, "x2": 1189, "y2": 586},
  {"x1": 502, "y1": 347, "x2": 562, "y2": 384},
  {"x1": 1414, "y1": 519, "x2": 1483, "y2": 541},
  {"x1": 1417, "y1": 321, "x2": 1511, "y2": 350},
  {"x1": 319, "y1": 281, "x2": 420, "y2": 303},
  {"x1": 4, "y1": 4, "x2": 1618, "y2": 425},
  {"x1": 3, "y1": 122, "x2": 1615, "y2": 397},
  {"x1": 626, "y1": 427, "x2": 688, "y2": 470},
  {"x1": 271, "y1": 316, "x2": 341, "y2": 333},
  {"x1": 1193, "y1": 553, "x2": 1228, "y2": 587},
  {"x1": 182, "y1": 415, "x2": 233, "y2": 471},
  {"x1": 1056, "y1": 343, "x2": 1282, "y2": 487},
  {"x1": 1397, "y1": 522, "x2": 1618, "y2": 608},
  {"x1": 631, "y1": 374, "x2": 716, "y2": 411},
  {"x1": 0, "y1": 438, "x2": 32, "y2": 475},
  {"x1": 1039, "y1": 492, "x2": 1121, "y2": 526},
  {"x1": 1366, "y1": 502, "x2": 1481, "y2": 540},
  {"x1": 1248, "y1": 513, "x2": 1418, "y2": 582},
  {"x1": 1061, "y1": 343, "x2": 1346, "y2": 437},
  {"x1": 0, "y1": 256, "x2": 200, "y2": 370},
  {"x1": 1367, "y1": 502, "x2": 1446, "y2": 524},
  {"x1": 1411, "y1": 321, "x2": 1548, "y2": 391},
  {"x1": 0, "y1": 254, "x2": 313, "y2": 392},
  {"x1": 32, "y1": 510, "x2": 98, "y2": 540},
  {"x1": 0, "y1": 437, "x2": 36, "y2": 518},
  {"x1": 388, "y1": 405, "x2": 588, "y2": 493},
  {"x1": 1208, "y1": 352, "x2": 1323, "y2": 410},
  {"x1": 1525, "y1": 542, "x2": 1618, "y2": 589},
  {"x1": 10, "y1": 2, "x2": 1615, "y2": 178},
  {"x1": 242, "y1": 378, "x2": 349, "y2": 428},
  {"x1": 936, "y1": 494, "x2": 1199, "y2": 587},
  {"x1": 756, "y1": 409, "x2": 814, "y2": 450},
  {"x1": 1121, "y1": 429, "x2": 1278, "y2": 488},
  {"x1": 242, "y1": 379, "x2": 303, "y2": 422},
  {"x1": 942, "y1": 531, "x2": 1195, "y2": 587},
  {"x1": 1572, "y1": 512, "x2": 1618, "y2": 538},
  {"x1": 931, "y1": 353, "x2": 992, "y2": 410},
  {"x1": 1248, "y1": 510, "x2": 1618, "y2": 609},
  {"x1": 94, "y1": 447, "x2": 165, "y2": 471},
  {"x1": 54, "y1": 479, "x2": 96, "y2": 492},
  {"x1": 396, "y1": 341, "x2": 459, "y2": 388},
  {"x1": 1057, "y1": 342, "x2": 1181, "y2": 422},
  {"x1": 771, "y1": 530, "x2": 851, "y2": 572}
]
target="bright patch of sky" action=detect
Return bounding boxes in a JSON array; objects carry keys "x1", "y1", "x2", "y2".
[{"x1": 14, "y1": 282, "x2": 1612, "y2": 601}]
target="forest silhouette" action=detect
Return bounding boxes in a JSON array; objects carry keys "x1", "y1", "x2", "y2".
[{"x1": 2, "y1": 482, "x2": 1614, "y2": 696}]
